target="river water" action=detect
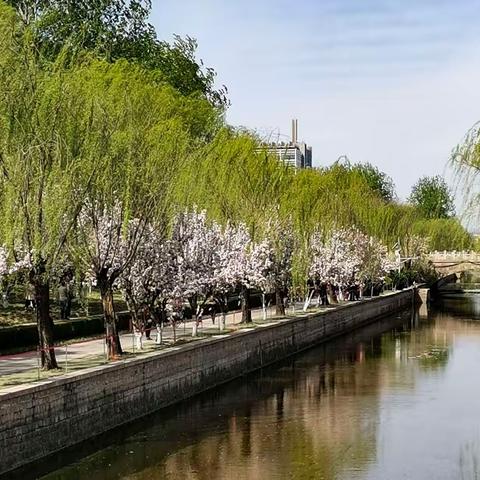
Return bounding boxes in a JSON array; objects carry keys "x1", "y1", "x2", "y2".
[{"x1": 35, "y1": 296, "x2": 480, "y2": 480}]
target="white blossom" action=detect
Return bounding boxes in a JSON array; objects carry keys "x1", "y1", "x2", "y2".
[
  {"x1": 118, "y1": 224, "x2": 175, "y2": 328},
  {"x1": 77, "y1": 202, "x2": 145, "y2": 287},
  {"x1": 309, "y1": 227, "x2": 394, "y2": 287}
]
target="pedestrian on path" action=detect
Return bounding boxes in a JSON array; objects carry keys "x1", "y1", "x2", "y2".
[
  {"x1": 58, "y1": 281, "x2": 68, "y2": 320},
  {"x1": 145, "y1": 310, "x2": 153, "y2": 340},
  {"x1": 65, "y1": 281, "x2": 73, "y2": 319},
  {"x1": 24, "y1": 283, "x2": 35, "y2": 310},
  {"x1": 209, "y1": 305, "x2": 216, "y2": 324},
  {"x1": 320, "y1": 282, "x2": 329, "y2": 306}
]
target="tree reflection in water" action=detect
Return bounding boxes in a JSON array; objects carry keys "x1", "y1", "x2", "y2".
[{"x1": 20, "y1": 299, "x2": 480, "y2": 480}]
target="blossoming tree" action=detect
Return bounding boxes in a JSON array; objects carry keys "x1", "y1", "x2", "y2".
[
  {"x1": 209, "y1": 220, "x2": 272, "y2": 324},
  {"x1": 119, "y1": 224, "x2": 175, "y2": 346},
  {"x1": 209, "y1": 222, "x2": 249, "y2": 330},
  {"x1": 261, "y1": 217, "x2": 294, "y2": 316},
  {"x1": 309, "y1": 227, "x2": 394, "y2": 300},
  {"x1": 74, "y1": 203, "x2": 149, "y2": 358},
  {"x1": 170, "y1": 209, "x2": 221, "y2": 336}
]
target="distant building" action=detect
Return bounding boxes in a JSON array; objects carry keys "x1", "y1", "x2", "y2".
[{"x1": 264, "y1": 119, "x2": 312, "y2": 169}]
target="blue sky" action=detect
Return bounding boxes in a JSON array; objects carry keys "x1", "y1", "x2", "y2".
[{"x1": 150, "y1": 0, "x2": 480, "y2": 200}]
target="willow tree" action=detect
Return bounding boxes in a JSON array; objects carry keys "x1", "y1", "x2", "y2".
[
  {"x1": 451, "y1": 123, "x2": 480, "y2": 229},
  {"x1": 61, "y1": 59, "x2": 216, "y2": 358},
  {"x1": 412, "y1": 218, "x2": 472, "y2": 251},
  {"x1": 176, "y1": 129, "x2": 293, "y2": 321},
  {"x1": 0, "y1": 3, "x2": 88, "y2": 369}
]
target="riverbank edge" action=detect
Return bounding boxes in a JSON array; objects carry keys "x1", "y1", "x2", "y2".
[{"x1": 0, "y1": 288, "x2": 415, "y2": 476}]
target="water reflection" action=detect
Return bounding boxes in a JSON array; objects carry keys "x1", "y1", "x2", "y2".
[
  {"x1": 25, "y1": 299, "x2": 480, "y2": 480},
  {"x1": 434, "y1": 293, "x2": 480, "y2": 319},
  {"x1": 459, "y1": 438, "x2": 480, "y2": 480}
]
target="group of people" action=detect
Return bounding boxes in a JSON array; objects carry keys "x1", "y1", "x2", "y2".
[
  {"x1": 307, "y1": 279, "x2": 362, "y2": 306},
  {"x1": 21, "y1": 275, "x2": 367, "y2": 329},
  {"x1": 23, "y1": 279, "x2": 76, "y2": 320},
  {"x1": 135, "y1": 302, "x2": 185, "y2": 340}
]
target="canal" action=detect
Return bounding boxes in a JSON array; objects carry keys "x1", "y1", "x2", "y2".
[{"x1": 33, "y1": 296, "x2": 480, "y2": 480}]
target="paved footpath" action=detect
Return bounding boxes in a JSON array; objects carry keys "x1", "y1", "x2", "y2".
[{"x1": 0, "y1": 305, "x2": 283, "y2": 376}]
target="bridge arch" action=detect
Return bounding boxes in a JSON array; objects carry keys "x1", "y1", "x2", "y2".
[{"x1": 428, "y1": 251, "x2": 480, "y2": 278}]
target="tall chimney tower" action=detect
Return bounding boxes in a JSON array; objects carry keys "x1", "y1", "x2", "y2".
[{"x1": 291, "y1": 118, "x2": 299, "y2": 143}]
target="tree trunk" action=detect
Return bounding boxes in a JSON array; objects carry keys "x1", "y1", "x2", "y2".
[
  {"x1": 275, "y1": 287, "x2": 285, "y2": 316},
  {"x1": 215, "y1": 295, "x2": 228, "y2": 331},
  {"x1": 240, "y1": 285, "x2": 251, "y2": 324},
  {"x1": 192, "y1": 321, "x2": 198, "y2": 337},
  {"x1": 99, "y1": 278, "x2": 122, "y2": 359},
  {"x1": 303, "y1": 289, "x2": 314, "y2": 312},
  {"x1": 261, "y1": 293, "x2": 267, "y2": 320},
  {"x1": 34, "y1": 279, "x2": 58, "y2": 370},
  {"x1": 154, "y1": 309, "x2": 164, "y2": 345},
  {"x1": 189, "y1": 296, "x2": 202, "y2": 337}
]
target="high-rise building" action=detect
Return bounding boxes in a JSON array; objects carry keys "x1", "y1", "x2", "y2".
[{"x1": 264, "y1": 120, "x2": 313, "y2": 169}]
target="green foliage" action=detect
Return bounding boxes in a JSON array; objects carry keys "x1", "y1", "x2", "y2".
[
  {"x1": 9, "y1": 0, "x2": 153, "y2": 57},
  {"x1": 350, "y1": 162, "x2": 396, "y2": 202},
  {"x1": 54, "y1": 58, "x2": 219, "y2": 273},
  {"x1": 473, "y1": 236, "x2": 480, "y2": 253},
  {"x1": 387, "y1": 260, "x2": 439, "y2": 289},
  {"x1": 0, "y1": 0, "x2": 472, "y2": 293},
  {"x1": 289, "y1": 162, "x2": 384, "y2": 239},
  {"x1": 5, "y1": 0, "x2": 228, "y2": 108},
  {"x1": 0, "y1": 3, "x2": 220, "y2": 276},
  {"x1": 412, "y1": 218, "x2": 473, "y2": 251},
  {"x1": 408, "y1": 175, "x2": 454, "y2": 219},
  {"x1": 0, "y1": 7, "x2": 83, "y2": 269},
  {"x1": 175, "y1": 129, "x2": 293, "y2": 240},
  {"x1": 174, "y1": 130, "x2": 470, "y2": 294},
  {"x1": 143, "y1": 35, "x2": 229, "y2": 109},
  {"x1": 451, "y1": 122, "x2": 480, "y2": 227}
]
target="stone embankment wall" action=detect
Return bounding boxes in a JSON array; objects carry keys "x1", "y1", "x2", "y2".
[{"x1": 0, "y1": 289, "x2": 414, "y2": 476}]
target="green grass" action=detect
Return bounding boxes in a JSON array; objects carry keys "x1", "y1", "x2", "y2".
[
  {"x1": 0, "y1": 335, "x2": 207, "y2": 390},
  {"x1": 0, "y1": 354, "x2": 109, "y2": 388},
  {"x1": 0, "y1": 291, "x2": 127, "y2": 328}
]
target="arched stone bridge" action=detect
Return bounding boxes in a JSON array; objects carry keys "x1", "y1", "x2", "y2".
[{"x1": 428, "y1": 251, "x2": 480, "y2": 277}]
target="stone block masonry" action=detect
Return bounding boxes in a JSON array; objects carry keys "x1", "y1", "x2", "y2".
[{"x1": 0, "y1": 289, "x2": 414, "y2": 476}]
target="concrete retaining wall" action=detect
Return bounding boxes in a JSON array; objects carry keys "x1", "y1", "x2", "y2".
[{"x1": 0, "y1": 289, "x2": 414, "y2": 476}]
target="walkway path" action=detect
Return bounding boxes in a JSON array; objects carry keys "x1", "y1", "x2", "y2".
[
  {"x1": 0, "y1": 304, "x2": 283, "y2": 376},
  {"x1": 0, "y1": 289, "x2": 388, "y2": 382}
]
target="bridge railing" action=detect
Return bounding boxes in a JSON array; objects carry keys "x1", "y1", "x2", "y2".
[{"x1": 428, "y1": 251, "x2": 480, "y2": 263}]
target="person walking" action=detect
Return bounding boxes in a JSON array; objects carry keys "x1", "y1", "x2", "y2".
[
  {"x1": 65, "y1": 281, "x2": 73, "y2": 319},
  {"x1": 348, "y1": 284, "x2": 356, "y2": 301},
  {"x1": 144, "y1": 308, "x2": 153, "y2": 340},
  {"x1": 320, "y1": 282, "x2": 329, "y2": 306},
  {"x1": 24, "y1": 283, "x2": 35, "y2": 310},
  {"x1": 58, "y1": 281, "x2": 68, "y2": 320},
  {"x1": 209, "y1": 305, "x2": 217, "y2": 324}
]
